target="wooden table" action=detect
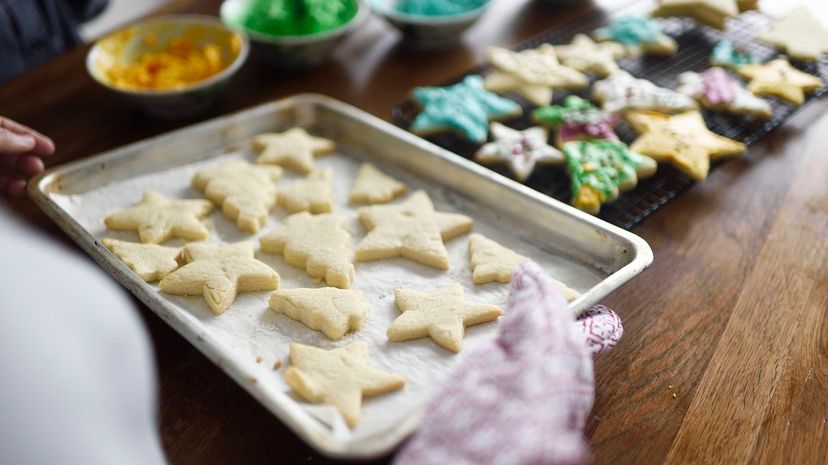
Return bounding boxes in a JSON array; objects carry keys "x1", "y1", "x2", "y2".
[{"x1": 2, "y1": 0, "x2": 826, "y2": 463}]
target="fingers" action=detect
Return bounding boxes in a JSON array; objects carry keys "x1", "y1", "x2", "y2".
[
  {"x1": 16, "y1": 154, "x2": 45, "y2": 178},
  {"x1": 0, "y1": 128, "x2": 36, "y2": 157},
  {"x1": 0, "y1": 175, "x2": 26, "y2": 198},
  {"x1": 0, "y1": 117, "x2": 54, "y2": 156}
]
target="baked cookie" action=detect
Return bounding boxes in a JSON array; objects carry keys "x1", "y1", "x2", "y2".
[
  {"x1": 626, "y1": 110, "x2": 746, "y2": 181},
  {"x1": 758, "y1": 7, "x2": 828, "y2": 62},
  {"x1": 102, "y1": 238, "x2": 181, "y2": 282},
  {"x1": 710, "y1": 40, "x2": 756, "y2": 70},
  {"x1": 252, "y1": 127, "x2": 335, "y2": 174},
  {"x1": 159, "y1": 242, "x2": 279, "y2": 314},
  {"x1": 192, "y1": 160, "x2": 283, "y2": 234},
  {"x1": 356, "y1": 190, "x2": 472, "y2": 270},
  {"x1": 410, "y1": 75, "x2": 523, "y2": 144},
  {"x1": 260, "y1": 212, "x2": 354, "y2": 289},
  {"x1": 104, "y1": 191, "x2": 213, "y2": 244},
  {"x1": 737, "y1": 58, "x2": 824, "y2": 106},
  {"x1": 562, "y1": 139, "x2": 657, "y2": 214},
  {"x1": 592, "y1": 71, "x2": 698, "y2": 114},
  {"x1": 388, "y1": 283, "x2": 503, "y2": 352},
  {"x1": 284, "y1": 342, "x2": 405, "y2": 428},
  {"x1": 269, "y1": 288, "x2": 365, "y2": 340},
  {"x1": 554, "y1": 33, "x2": 625, "y2": 77},
  {"x1": 651, "y1": 0, "x2": 739, "y2": 30},
  {"x1": 348, "y1": 163, "x2": 407, "y2": 205},
  {"x1": 594, "y1": 16, "x2": 677, "y2": 56},
  {"x1": 677, "y1": 68, "x2": 772, "y2": 119},
  {"x1": 474, "y1": 122, "x2": 563, "y2": 181},
  {"x1": 532, "y1": 95, "x2": 621, "y2": 147},
  {"x1": 277, "y1": 168, "x2": 334, "y2": 214}
]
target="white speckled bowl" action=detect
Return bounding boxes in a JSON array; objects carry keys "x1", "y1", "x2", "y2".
[{"x1": 369, "y1": 0, "x2": 492, "y2": 48}]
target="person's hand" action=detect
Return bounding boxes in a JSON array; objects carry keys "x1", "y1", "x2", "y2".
[{"x1": 0, "y1": 117, "x2": 55, "y2": 197}]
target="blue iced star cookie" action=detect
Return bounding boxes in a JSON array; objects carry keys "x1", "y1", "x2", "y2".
[
  {"x1": 593, "y1": 16, "x2": 677, "y2": 56},
  {"x1": 410, "y1": 75, "x2": 522, "y2": 144}
]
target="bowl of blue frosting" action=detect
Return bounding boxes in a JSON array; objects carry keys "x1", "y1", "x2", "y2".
[{"x1": 370, "y1": 0, "x2": 492, "y2": 47}]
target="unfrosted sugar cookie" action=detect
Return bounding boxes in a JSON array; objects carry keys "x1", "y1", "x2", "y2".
[
  {"x1": 651, "y1": 0, "x2": 739, "y2": 30},
  {"x1": 277, "y1": 168, "x2": 334, "y2": 214},
  {"x1": 269, "y1": 287, "x2": 365, "y2": 340},
  {"x1": 348, "y1": 163, "x2": 407, "y2": 205},
  {"x1": 532, "y1": 95, "x2": 621, "y2": 147},
  {"x1": 677, "y1": 68, "x2": 772, "y2": 119},
  {"x1": 102, "y1": 238, "x2": 181, "y2": 282},
  {"x1": 554, "y1": 34, "x2": 625, "y2": 78},
  {"x1": 592, "y1": 71, "x2": 697, "y2": 114},
  {"x1": 758, "y1": 7, "x2": 828, "y2": 62},
  {"x1": 253, "y1": 127, "x2": 335, "y2": 174},
  {"x1": 104, "y1": 191, "x2": 213, "y2": 244},
  {"x1": 593, "y1": 16, "x2": 677, "y2": 56},
  {"x1": 474, "y1": 122, "x2": 563, "y2": 181},
  {"x1": 737, "y1": 58, "x2": 824, "y2": 106}
]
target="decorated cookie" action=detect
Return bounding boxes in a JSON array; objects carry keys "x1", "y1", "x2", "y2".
[
  {"x1": 102, "y1": 238, "x2": 181, "y2": 282},
  {"x1": 759, "y1": 7, "x2": 828, "y2": 62},
  {"x1": 532, "y1": 95, "x2": 620, "y2": 147},
  {"x1": 253, "y1": 128, "x2": 335, "y2": 175},
  {"x1": 159, "y1": 242, "x2": 279, "y2": 315},
  {"x1": 593, "y1": 16, "x2": 677, "y2": 56},
  {"x1": 677, "y1": 68, "x2": 772, "y2": 118},
  {"x1": 710, "y1": 40, "x2": 756, "y2": 70},
  {"x1": 737, "y1": 57, "x2": 824, "y2": 106},
  {"x1": 260, "y1": 212, "x2": 354, "y2": 289},
  {"x1": 269, "y1": 288, "x2": 365, "y2": 340},
  {"x1": 348, "y1": 163, "x2": 407, "y2": 204},
  {"x1": 410, "y1": 75, "x2": 522, "y2": 144},
  {"x1": 104, "y1": 191, "x2": 213, "y2": 244},
  {"x1": 388, "y1": 283, "x2": 504, "y2": 352},
  {"x1": 474, "y1": 123, "x2": 563, "y2": 181},
  {"x1": 192, "y1": 160, "x2": 283, "y2": 234},
  {"x1": 626, "y1": 110, "x2": 746, "y2": 181},
  {"x1": 651, "y1": 0, "x2": 739, "y2": 30},
  {"x1": 554, "y1": 33, "x2": 625, "y2": 77},
  {"x1": 562, "y1": 139, "x2": 656, "y2": 214},
  {"x1": 277, "y1": 168, "x2": 334, "y2": 214},
  {"x1": 592, "y1": 71, "x2": 698, "y2": 114},
  {"x1": 284, "y1": 342, "x2": 405, "y2": 428}
]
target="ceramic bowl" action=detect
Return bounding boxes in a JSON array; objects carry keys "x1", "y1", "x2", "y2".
[{"x1": 369, "y1": 0, "x2": 492, "y2": 48}]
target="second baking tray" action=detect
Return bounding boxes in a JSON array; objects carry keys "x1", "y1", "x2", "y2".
[{"x1": 28, "y1": 95, "x2": 651, "y2": 458}]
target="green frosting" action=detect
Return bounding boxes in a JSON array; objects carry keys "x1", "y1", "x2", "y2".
[
  {"x1": 711, "y1": 40, "x2": 755, "y2": 67},
  {"x1": 228, "y1": 0, "x2": 358, "y2": 36},
  {"x1": 596, "y1": 16, "x2": 662, "y2": 46},
  {"x1": 394, "y1": 0, "x2": 487, "y2": 16},
  {"x1": 532, "y1": 96, "x2": 607, "y2": 126},
  {"x1": 564, "y1": 139, "x2": 652, "y2": 203},
  {"x1": 411, "y1": 75, "x2": 522, "y2": 144}
]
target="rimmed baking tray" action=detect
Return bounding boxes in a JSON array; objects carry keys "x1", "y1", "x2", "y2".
[{"x1": 28, "y1": 95, "x2": 652, "y2": 458}]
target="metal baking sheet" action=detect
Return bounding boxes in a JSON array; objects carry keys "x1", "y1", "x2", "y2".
[{"x1": 28, "y1": 95, "x2": 652, "y2": 458}]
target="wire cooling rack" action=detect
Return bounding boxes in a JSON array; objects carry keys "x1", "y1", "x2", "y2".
[{"x1": 391, "y1": 2, "x2": 828, "y2": 230}]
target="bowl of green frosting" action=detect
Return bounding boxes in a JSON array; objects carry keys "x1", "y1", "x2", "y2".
[
  {"x1": 221, "y1": 0, "x2": 366, "y2": 68},
  {"x1": 370, "y1": 0, "x2": 492, "y2": 47}
]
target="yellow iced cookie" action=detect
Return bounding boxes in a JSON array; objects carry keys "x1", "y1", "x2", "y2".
[
  {"x1": 102, "y1": 238, "x2": 181, "y2": 282},
  {"x1": 348, "y1": 163, "x2": 407, "y2": 205},
  {"x1": 253, "y1": 127, "x2": 335, "y2": 174},
  {"x1": 277, "y1": 168, "x2": 334, "y2": 214},
  {"x1": 269, "y1": 287, "x2": 366, "y2": 340},
  {"x1": 737, "y1": 58, "x2": 824, "y2": 106},
  {"x1": 104, "y1": 191, "x2": 213, "y2": 244}
]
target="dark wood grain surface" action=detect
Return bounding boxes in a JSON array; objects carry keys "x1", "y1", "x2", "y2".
[{"x1": 1, "y1": 0, "x2": 826, "y2": 464}]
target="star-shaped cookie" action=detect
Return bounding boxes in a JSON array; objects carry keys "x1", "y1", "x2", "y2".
[
  {"x1": 652, "y1": 0, "x2": 739, "y2": 30},
  {"x1": 626, "y1": 111, "x2": 746, "y2": 181},
  {"x1": 594, "y1": 16, "x2": 677, "y2": 56},
  {"x1": 269, "y1": 288, "x2": 366, "y2": 340},
  {"x1": 277, "y1": 168, "x2": 333, "y2": 214},
  {"x1": 348, "y1": 163, "x2": 407, "y2": 205},
  {"x1": 411, "y1": 75, "x2": 523, "y2": 144},
  {"x1": 554, "y1": 34, "x2": 624, "y2": 77},
  {"x1": 737, "y1": 58, "x2": 824, "y2": 106},
  {"x1": 758, "y1": 7, "x2": 828, "y2": 62},
  {"x1": 104, "y1": 191, "x2": 213, "y2": 244},
  {"x1": 677, "y1": 68, "x2": 772, "y2": 119},
  {"x1": 474, "y1": 122, "x2": 563, "y2": 181},
  {"x1": 387, "y1": 283, "x2": 504, "y2": 352},
  {"x1": 102, "y1": 238, "x2": 181, "y2": 282},
  {"x1": 260, "y1": 212, "x2": 354, "y2": 288},
  {"x1": 159, "y1": 242, "x2": 279, "y2": 314},
  {"x1": 593, "y1": 71, "x2": 698, "y2": 114},
  {"x1": 356, "y1": 191, "x2": 473, "y2": 270},
  {"x1": 252, "y1": 127, "x2": 336, "y2": 174},
  {"x1": 284, "y1": 342, "x2": 405, "y2": 428},
  {"x1": 192, "y1": 160, "x2": 283, "y2": 234}
]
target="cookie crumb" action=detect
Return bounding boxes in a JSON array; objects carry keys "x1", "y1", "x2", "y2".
[
  {"x1": 668, "y1": 385, "x2": 673, "y2": 389},
  {"x1": 273, "y1": 360, "x2": 282, "y2": 370},
  {"x1": 256, "y1": 356, "x2": 264, "y2": 364},
  {"x1": 672, "y1": 393, "x2": 677, "y2": 399}
]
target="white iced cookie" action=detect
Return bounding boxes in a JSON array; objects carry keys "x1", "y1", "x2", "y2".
[
  {"x1": 651, "y1": 0, "x2": 739, "y2": 30},
  {"x1": 277, "y1": 168, "x2": 334, "y2": 214},
  {"x1": 253, "y1": 127, "x2": 336, "y2": 174},
  {"x1": 284, "y1": 342, "x2": 405, "y2": 428},
  {"x1": 355, "y1": 190, "x2": 472, "y2": 270},
  {"x1": 388, "y1": 283, "x2": 504, "y2": 353},
  {"x1": 192, "y1": 160, "x2": 282, "y2": 234},
  {"x1": 260, "y1": 212, "x2": 354, "y2": 289},
  {"x1": 104, "y1": 191, "x2": 213, "y2": 244},
  {"x1": 159, "y1": 242, "x2": 279, "y2": 315},
  {"x1": 348, "y1": 163, "x2": 407, "y2": 205},
  {"x1": 474, "y1": 123, "x2": 563, "y2": 181},
  {"x1": 554, "y1": 34, "x2": 625, "y2": 77},
  {"x1": 102, "y1": 238, "x2": 181, "y2": 282},
  {"x1": 592, "y1": 71, "x2": 698, "y2": 114},
  {"x1": 677, "y1": 68, "x2": 772, "y2": 119},
  {"x1": 758, "y1": 7, "x2": 828, "y2": 62},
  {"x1": 269, "y1": 288, "x2": 366, "y2": 340}
]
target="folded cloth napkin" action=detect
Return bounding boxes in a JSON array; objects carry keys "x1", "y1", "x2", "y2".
[{"x1": 394, "y1": 262, "x2": 623, "y2": 465}]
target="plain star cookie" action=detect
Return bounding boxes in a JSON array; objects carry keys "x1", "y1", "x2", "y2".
[
  {"x1": 260, "y1": 212, "x2": 354, "y2": 288},
  {"x1": 627, "y1": 110, "x2": 746, "y2": 181},
  {"x1": 554, "y1": 34, "x2": 624, "y2": 77},
  {"x1": 269, "y1": 288, "x2": 366, "y2": 340},
  {"x1": 356, "y1": 191, "x2": 472, "y2": 270},
  {"x1": 592, "y1": 71, "x2": 698, "y2": 114},
  {"x1": 192, "y1": 160, "x2": 283, "y2": 234},
  {"x1": 388, "y1": 283, "x2": 504, "y2": 352},
  {"x1": 159, "y1": 242, "x2": 279, "y2": 314},
  {"x1": 102, "y1": 238, "x2": 181, "y2": 282},
  {"x1": 284, "y1": 342, "x2": 405, "y2": 428},
  {"x1": 277, "y1": 168, "x2": 334, "y2": 214},
  {"x1": 348, "y1": 163, "x2": 407, "y2": 205},
  {"x1": 594, "y1": 16, "x2": 677, "y2": 56},
  {"x1": 104, "y1": 191, "x2": 213, "y2": 244},
  {"x1": 474, "y1": 122, "x2": 563, "y2": 181},
  {"x1": 252, "y1": 127, "x2": 336, "y2": 174},
  {"x1": 677, "y1": 68, "x2": 772, "y2": 119},
  {"x1": 651, "y1": 0, "x2": 739, "y2": 30},
  {"x1": 758, "y1": 7, "x2": 828, "y2": 62},
  {"x1": 737, "y1": 58, "x2": 824, "y2": 106}
]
